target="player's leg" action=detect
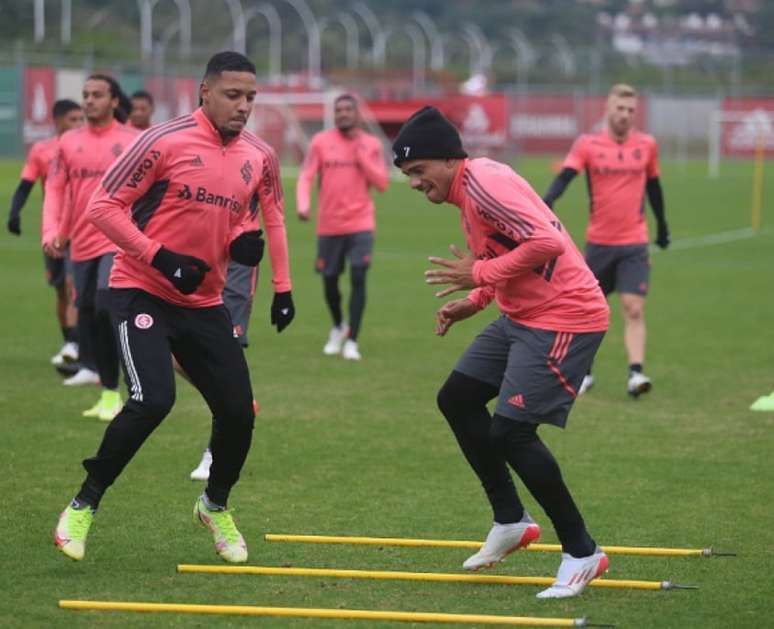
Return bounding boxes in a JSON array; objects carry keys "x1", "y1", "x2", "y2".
[
  {"x1": 318, "y1": 235, "x2": 349, "y2": 355},
  {"x1": 616, "y1": 245, "x2": 651, "y2": 397},
  {"x1": 64, "y1": 258, "x2": 100, "y2": 387},
  {"x1": 343, "y1": 231, "x2": 374, "y2": 360},
  {"x1": 190, "y1": 261, "x2": 257, "y2": 482},
  {"x1": 491, "y1": 322, "x2": 607, "y2": 598},
  {"x1": 580, "y1": 244, "x2": 616, "y2": 394},
  {"x1": 46, "y1": 253, "x2": 79, "y2": 367},
  {"x1": 92, "y1": 253, "x2": 122, "y2": 420},
  {"x1": 173, "y1": 305, "x2": 255, "y2": 562},
  {"x1": 438, "y1": 317, "x2": 540, "y2": 571},
  {"x1": 55, "y1": 288, "x2": 176, "y2": 560}
]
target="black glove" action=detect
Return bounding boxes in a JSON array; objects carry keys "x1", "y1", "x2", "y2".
[
  {"x1": 7, "y1": 212, "x2": 20, "y2": 235},
  {"x1": 229, "y1": 229, "x2": 264, "y2": 266},
  {"x1": 151, "y1": 246, "x2": 211, "y2": 295},
  {"x1": 655, "y1": 222, "x2": 670, "y2": 250},
  {"x1": 271, "y1": 291, "x2": 295, "y2": 333},
  {"x1": 541, "y1": 198, "x2": 553, "y2": 209}
]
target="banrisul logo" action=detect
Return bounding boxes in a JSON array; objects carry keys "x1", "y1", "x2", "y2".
[
  {"x1": 177, "y1": 183, "x2": 242, "y2": 213},
  {"x1": 127, "y1": 150, "x2": 161, "y2": 189}
]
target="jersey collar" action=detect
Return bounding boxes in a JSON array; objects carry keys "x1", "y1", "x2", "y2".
[
  {"x1": 193, "y1": 107, "x2": 243, "y2": 146},
  {"x1": 87, "y1": 118, "x2": 120, "y2": 136},
  {"x1": 445, "y1": 158, "x2": 469, "y2": 207}
]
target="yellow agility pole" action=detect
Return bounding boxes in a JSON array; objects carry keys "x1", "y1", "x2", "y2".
[
  {"x1": 264, "y1": 533, "x2": 734, "y2": 557},
  {"x1": 58, "y1": 600, "x2": 613, "y2": 627},
  {"x1": 176, "y1": 564, "x2": 697, "y2": 591}
]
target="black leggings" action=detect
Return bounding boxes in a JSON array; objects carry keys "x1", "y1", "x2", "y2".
[
  {"x1": 437, "y1": 370, "x2": 596, "y2": 557},
  {"x1": 323, "y1": 266, "x2": 368, "y2": 341}
]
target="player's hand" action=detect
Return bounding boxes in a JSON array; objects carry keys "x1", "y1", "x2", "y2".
[
  {"x1": 436, "y1": 298, "x2": 479, "y2": 336},
  {"x1": 151, "y1": 246, "x2": 211, "y2": 295},
  {"x1": 425, "y1": 244, "x2": 477, "y2": 297},
  {"x1": 229, "y1": 229, "x2": 264, "y2": 266},
  {"x1": 655, "y1": 222, "x2": 670, "y2": 250},
  {"x1": 297, "y1": 210, "x2": 310, "y2": 222},
  {"x1": 42, "y1": 237, "x2": 65, "y2": 258},
  {"x1": 7, "y1": 212, "x2": 21, "y2": 235},
  {"x1": 271, "y1": 291, "x2": 295, "y2": 333}
]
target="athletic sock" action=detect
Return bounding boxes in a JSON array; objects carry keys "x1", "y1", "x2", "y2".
[
  {"x1": 202, "y1": 492, "x2": 225, "y2": 512},
  {"x1": 69, "y1": 497, "x2": 95, "y2": 512},
  {"x1": 62, "y1": 326, "x2": 78, "y2": 343},
  {"x1": 629, "y1": 363, "x2": 643, "y2": 374}
]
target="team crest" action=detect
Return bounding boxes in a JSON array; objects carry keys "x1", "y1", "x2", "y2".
[
  {"x1": 112, "y1": 143, "x2": 123, "y2": 157},
  {"x1": 240, "y1": 160, "x2": 253, "y2": 185},
  {"x1": 633, "y1": 148, "x2": 642, "y2": 160},
  {"x1": 134, "y1": 313, "x2": 154, "y2": 329}
]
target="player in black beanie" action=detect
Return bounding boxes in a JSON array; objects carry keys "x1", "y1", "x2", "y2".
[{"x1": 392, "y1": 106, "x2": 467, "y2": 167}]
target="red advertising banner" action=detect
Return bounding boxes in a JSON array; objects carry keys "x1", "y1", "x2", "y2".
[
  {"x1": 440, "y1": 95, "x2": 507, "y2": 155},
  {"x1": 720, "y1": 98, "x2": 774, "y2": 157},
  {"x1": 24, "y1": 67, "x2": 56, "y2": 144}
]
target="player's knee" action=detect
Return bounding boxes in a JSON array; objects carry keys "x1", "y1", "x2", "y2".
[
  {"x1": 490, "y1": 414, "x2": 538, "y2": 447},
  {"x1": 137, "y1": 390, "x2": 176, "y2": 421},
  {"x1": 622, "y1": 302, "x2": 644, "y2": 321}
]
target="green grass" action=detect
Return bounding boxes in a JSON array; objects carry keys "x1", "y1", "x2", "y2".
[{"x1": 1, "y1": 156, "x2": 772, "y2": 628}]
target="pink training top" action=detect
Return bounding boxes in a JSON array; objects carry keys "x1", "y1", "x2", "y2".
[
  {"x1": 562, "y1": 128, "x2": 660, "y2": 246},
  {"x1": 43, "y1": 120, "x2": 139, "y2": 261},
  {"x1": 296, "y1": 128, "x2": 389, "y2": 235},
  {"x1": 88, "y1": 108, "x2": 291, "y2": 308},
  {"x1": 21, "y1": 135, "x2": 59, "y2": 185},
  {"x1": 447, "y1": 158, "x2": 609, "y2": 333}
]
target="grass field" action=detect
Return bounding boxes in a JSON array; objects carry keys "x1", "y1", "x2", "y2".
[{"x1": 1, "y1": 156, "x2": 772, "y2": 628}]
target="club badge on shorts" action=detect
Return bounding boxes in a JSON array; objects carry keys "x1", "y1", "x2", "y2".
[{"x1": 134, "y1": 313, "x2": 154, "y2": 329}]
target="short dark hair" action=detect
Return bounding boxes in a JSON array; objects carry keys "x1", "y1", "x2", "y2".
[
  {"x1": 52, "y1": 99, "x2": 81, "y2": 119},
  {"x1": 335, "y1": 93, "x2": 357, "y2": 107},
  {"x1": 203, "y1": 51, "x2": 256, "y2": 80},
  {"x1": 86, "y1": 74, "x2": 131, "y2": 123},
  {"x1": 131, "y1": 90, "x2": 154, "y2": 106}
]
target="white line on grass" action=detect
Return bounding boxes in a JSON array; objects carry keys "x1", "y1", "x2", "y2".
[{"x1": 651, "y1": 227, "x2": 765, "y2": 253}]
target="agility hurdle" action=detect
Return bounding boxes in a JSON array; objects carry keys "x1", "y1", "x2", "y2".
[
  {"x1": 264, "y1": 533, "x2": 734, "y2": 557},
  {"x1": 59, "y1": 600, "x2": 614, "y2": 626}
]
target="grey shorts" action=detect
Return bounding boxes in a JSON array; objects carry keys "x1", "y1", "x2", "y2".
[
  {"x1": 43, "y1": 252, "x2": 66, "y2": 288},
  {"x1": 222, "y1": 260, "x2": 258, "y2": 347},
  {"x1": 72, "y1": 253, "x2": 115, "y2": 309},
  {"x1": 315, "y1": 231, "x2": 374, "y2": 277},
  {"x1": 455, "y1": 316, "x2": 605, "y2": 428},
  {"x1": 585, "y1": 243, "x2": 650, "y2": 296}
]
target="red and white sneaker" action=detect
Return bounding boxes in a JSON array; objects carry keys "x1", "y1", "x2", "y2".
[
  {"x1": 536, "y1": 548, "x2": 609, "y2": 599},
  {"x1": 462, "y1": 515, "x2": 541, "y2": 571}
]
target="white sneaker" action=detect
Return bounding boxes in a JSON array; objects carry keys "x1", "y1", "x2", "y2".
[
  {"x1": 323, "y1": 324, "x2": 349, "y2": 355},
  {"x1": 342, "y1": 339, "x2": 361, "y2": 361},
  {"x1": 51, "y1": 341, "x2": 79, "y2": 366},
  {"x1": 578, "y1": 374, "x2": 594, "y2": 395},
  {"x1": 63, "y1": 368, "x2": 100, "y2": 387},
  {"x1": 190, "y1": 450, "x2": 213, "y2": 481},
  {"x1": 536, "y1": 548, "x2": 609, "y2": 599},
  {"x1": 627, "y1": 371, "x2": 652, "y2": 398},
  {"x1": 463, "y1": 516, "x2": 541, "y2": 571}
]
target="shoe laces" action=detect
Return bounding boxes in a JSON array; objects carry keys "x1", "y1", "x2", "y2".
[{"x1": 207, "y1": 508, "x2": 242, "y2": 544}]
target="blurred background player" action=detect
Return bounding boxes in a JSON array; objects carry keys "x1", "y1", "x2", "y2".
[
  {"x1": 43, "y1": 75, "x2": 137, "y2": 421},
  {"x1": 7, "y1": 99, "x2": 83, "y2": 369},
  {"x1": 129, "y1": 90, "x2": 154, "y2": 131},
  {"x1": 394, "y1": 106, "x2": 610, "y2": 599},
  {"x1": 54, "y1": 52, "x2": 293, "y2": 563},
  {"x1": 543, "y1": 84, "x2": 670, "y2": 398},
  {"x1": 296, "y1": 94, "x2": 388, "y2": 361}
]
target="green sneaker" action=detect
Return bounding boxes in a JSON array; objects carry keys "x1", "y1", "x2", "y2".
[
  {"x1": 54, "y1": 505, "x2": 93, "y2": 561},
  {"x1": 98, "y1": 390, "x2": 123, "y2": 422},
  {"x1": 82, "y1": 399, "x2": 102, "y2": 418},
  {"x1": 751, "y1": 393, "x2": 774, "y2": 412},
  {"x1": 193, "y1": 496, "x2": 248, "y2": 563}
]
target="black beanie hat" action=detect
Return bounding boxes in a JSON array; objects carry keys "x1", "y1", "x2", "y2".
[{"x1": 392, "y1": 106, "x2": 467, "y2": 167}]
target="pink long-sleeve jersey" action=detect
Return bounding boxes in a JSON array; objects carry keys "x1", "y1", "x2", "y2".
[
  {"x1": 296, "y1": 128, "x2": 388, "y2": 235},
  {"x1": 21, "y1": 135, "x2": 58, "y2": 186},
  {"x1": 88, "y1": 108, "x2": 291, "y2": 308},
  {"x1": 447, "y1": 158, "x2": 609, "y2": 333},
  {"x1": 43, "y1": 120, "x2": 139, "y2": 261}
]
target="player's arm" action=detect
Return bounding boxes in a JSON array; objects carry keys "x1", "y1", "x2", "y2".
[
  {"x1": 645, "y1": 140, "x2": 669, "y2": 249},
  {"x1": 41, "y1": 149, "x2": 69, "y2": 257},
  {"x1": 7, "y1": 179, "x2": 35, "y2": 235},
  {"x1": 542, "y1": 168, "x2": 578, "y2": 209},
  {"x1": 89, "y1": 136, "x2": 209, "y2": 295},
  {"x1": 543, "y1": 136, "x2": 587, "y2": 208},
  {"x1": 295, "y1": 139, "x2": 320, "y2": 221},
  {"x1": 355, "y1": 136, "x2": 389, "y2": 192},
  {"x1": 253, "y1": 150, "x2": 295, "y2": 333}
]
